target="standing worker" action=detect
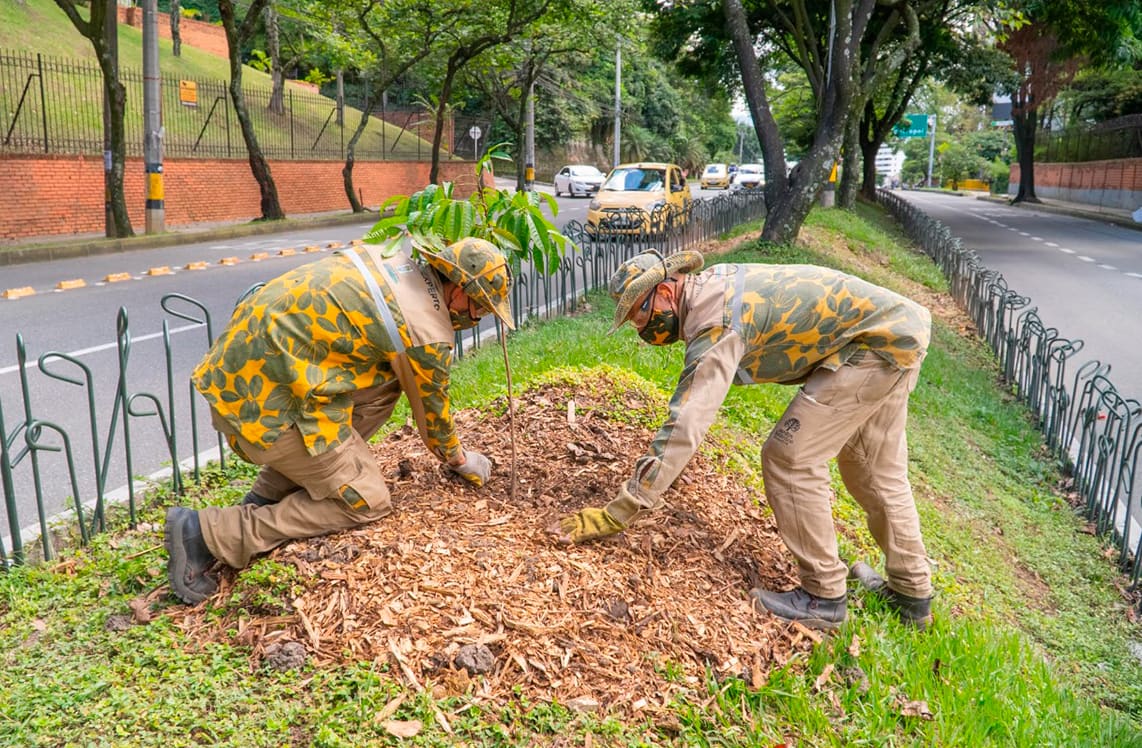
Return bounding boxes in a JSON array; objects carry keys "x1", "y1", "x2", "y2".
[
  {"x1": 551, "y1": 250, "x2": 934, "y2": 631},
  {"x1": 165, "y1": 237, "x2": 514, "y2": 604}
]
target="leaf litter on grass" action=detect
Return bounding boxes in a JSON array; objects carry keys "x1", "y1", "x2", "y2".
[{"x1": 168, "y1": 370, "x2": 816, "y2": 717}]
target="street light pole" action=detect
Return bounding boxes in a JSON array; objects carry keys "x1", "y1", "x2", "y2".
[
  {"x1": 142, "y1": 0, "x2": 164, "y2": 233},
  {"x1": 926, "y1": 114, "x2": 937, "y2": 188},
  {"x1": 613, "y1": 42, "x2": 621, "y2": 168}
]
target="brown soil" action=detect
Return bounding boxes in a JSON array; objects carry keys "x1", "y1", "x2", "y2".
[{"x1": 173, "y1": 371, "x2": 816, "y2": 716}]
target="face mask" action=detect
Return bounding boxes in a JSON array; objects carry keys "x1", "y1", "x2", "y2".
[
  {"x1": 635, "y1": 279, "x2": 681, "y2": 345},
  {"x1": 449, "y1": 309, "x2": 479, "y2": 330},
  {"x1": 638, "y1": 308, "x2": 680, "y2": 345}
]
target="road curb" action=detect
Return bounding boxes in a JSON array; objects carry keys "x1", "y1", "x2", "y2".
[
  {"x1": 0, "y1": 210, "x2": 379, "y2": 268},
  {"x1": 974, "y1": 194, "x2": 1142, "y2": 233}
]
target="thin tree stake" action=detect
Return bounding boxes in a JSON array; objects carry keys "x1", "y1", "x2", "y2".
[{"x1": 500, "y1": 329, "x2": 517, "y2": 501}]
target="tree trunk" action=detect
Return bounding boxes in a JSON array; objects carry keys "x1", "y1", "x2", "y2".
[
  {"x1": 219, "y1": 0, "x2": 284, "y2": 220},
  {"x1": 169, "y1": 0, "x2": 181, "y2": 57},
  {"x1": 343, "y1": 89, "x2": 374, "y2": 213},
  {"x1": 837, "y1": 116, "x2": 861, "y2": 209},
  {"x1": 429, "y1": 60, "x2": 461, "y2": 185},
  {"x1": 266, "y1": 5, "x2": 284, "y2": 115},
  {"x1": 1011, "y1": 111, "x2": 1038, "y2": 203},
  {"x1": 858, "y1": 126, "x2": 880, "y2": 201},
  {"x1": 105, "y1": 73, "x2": 133, "y2": 237}
]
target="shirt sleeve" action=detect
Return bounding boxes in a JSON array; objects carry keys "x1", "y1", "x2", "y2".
[
  {"x1": 625, "y1": 327, "x2": 745, "y2": 509},
  {"x1": 402, "y1": 342, "x2": 463, "y2": 463}
]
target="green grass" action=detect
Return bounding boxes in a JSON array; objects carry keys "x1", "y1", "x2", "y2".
[
  {"x1": 4, "y1": 206, "x2": 1142, "y2": 745},
  {"x1": 1, "y1": 0, "x2": 435, "y2": 160}
]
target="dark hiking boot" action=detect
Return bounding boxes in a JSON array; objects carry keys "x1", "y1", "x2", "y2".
[
  {"x1": 749, "y1": 587, "x2": 847, "y2": 631},
  {"x1": 849, "y1": 561, "x2": 933, "y2": 630},
  {"x1": 164, "y1": 507, "x2": 218, "y2": 604},
  {"x1": 240, "y1": 491, "x2": 274, "y2": 508}
]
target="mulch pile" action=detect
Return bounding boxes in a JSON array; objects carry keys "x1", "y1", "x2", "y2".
[{"x1": 173, "y1": 371, "x2": 817, "y2": 716}]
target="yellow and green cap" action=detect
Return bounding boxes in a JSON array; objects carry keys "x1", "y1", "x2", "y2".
[
  {"x1": 422, "y1": 237, "x2": 516, "y2": 330},
  {"x1": 607, "y1": 249, "x2": 703, "y2": 332}
]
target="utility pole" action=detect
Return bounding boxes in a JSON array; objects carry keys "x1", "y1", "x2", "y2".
[
  {"x1": 142, "y1": 0, "x2": 164, "y2": 233},
  {"x1": 102, "y1": 0, "x2": 117, "y2": 237},
  {"x1": 613, "y1": 42, "x2": 621, "y2": 168},
  {"x1": 926, "y1": 114, "x2": 938, "y2": 188},
  {"x1": 525, "y1": 80, "x2": 535, "y2": 191}
]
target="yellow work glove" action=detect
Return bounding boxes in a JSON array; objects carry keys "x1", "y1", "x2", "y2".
[
  {"x1": 549, "y1": 484, "x2": 646, "y2": 544},
  {"x1": 445, "y1": 450, "x2": 492, "y2": 487}
]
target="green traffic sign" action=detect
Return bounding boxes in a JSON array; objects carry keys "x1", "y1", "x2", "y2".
[{"x1": 894, "y1": 113, "x2": 929, "y2": 139}]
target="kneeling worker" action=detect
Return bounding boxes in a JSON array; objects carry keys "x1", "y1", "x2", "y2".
[{"x1": 166, "y1": 237, "x2": 513, "y2": 604}]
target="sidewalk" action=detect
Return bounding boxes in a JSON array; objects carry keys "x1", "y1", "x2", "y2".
[
  {"x1": 0, "y1": 178, "x2": 552, "y2": 268},
  {"x1": 974, "y1": 192, "x2": 1142, "y2": 232},
  {"x1": 0, "y1": 208, "x2": 379, "y2": 268}
]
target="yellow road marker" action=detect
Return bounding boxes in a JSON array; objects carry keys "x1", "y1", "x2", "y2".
[
  {"x1": 2, "y1": 286, "x2": 36, "y2": 299},
  {"x1": 104, "y1": 273, "x2": 132, "y2": 283},
  {"x1": 249, "y1": 251, "x2": 270, "y2": 261},
  {"x1": 219, "y1": 256, "x2": 240, "y2": 266},
  {"x1": 146, "y1": 266, "x2": 174, "y2": 276},
  {"x1": 56, "y1": 279, "x2": 87, "y2": 290},
  {"x1": 184, "y1": 261, "x2": 209, "y2": 271}
]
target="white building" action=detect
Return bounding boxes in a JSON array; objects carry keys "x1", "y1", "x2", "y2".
[{"x1": 875, "y1": 144, "x2": 905, "y2": 184}]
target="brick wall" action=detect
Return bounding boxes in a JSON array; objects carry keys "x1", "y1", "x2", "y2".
[
  {"x1": 1009, "y1": 158, "x2": 1142, "y2": 210},
  {"x1": 0, "y1": 155, "x2": 482, "y2": 242},
  {"x1": 118, "y1": 6, "x2": 229, "y2": 59}
]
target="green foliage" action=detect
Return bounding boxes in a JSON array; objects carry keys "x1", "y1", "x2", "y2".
[{"x1": 365, "y1": 143, "x2": 573, "y2": 274}]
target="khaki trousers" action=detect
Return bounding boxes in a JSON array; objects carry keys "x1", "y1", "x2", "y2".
[
  {"x1": 762, "y1": 353, "x2": 931, "y2": 599},
  {"x1": 199, "y1": 381, "x2": 401, "y2": 569}
]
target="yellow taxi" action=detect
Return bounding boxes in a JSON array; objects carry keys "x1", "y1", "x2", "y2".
[
  {"x1": 586, "y1": 162, "x2": 692, "y2": 236},
  {"x1": 700, "y1": 163, "x2": 731, "y2": 189}
]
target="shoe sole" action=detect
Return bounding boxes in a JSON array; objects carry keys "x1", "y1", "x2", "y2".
[
  {"x1": 164, "y1": 508, "x2": 211, "y2": 605},
  {"x1": 770, "y1": 613, "x2": 842, "y2": 632}
]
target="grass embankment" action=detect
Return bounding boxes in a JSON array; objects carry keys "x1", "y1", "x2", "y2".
[
  {"x1": 1, "y1": 0, "x2": 431, "y2": 159},
  {"x1": 3, "y1": 204, "x2": 1142, "y2": 746}
]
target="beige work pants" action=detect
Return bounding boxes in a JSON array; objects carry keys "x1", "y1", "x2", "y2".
[
  {"x1": 762, "y1": 353, "x2": 931, "y2": 599},
  {"x1": 199, "y1": 381, "x2": 401, "y2": 568}
]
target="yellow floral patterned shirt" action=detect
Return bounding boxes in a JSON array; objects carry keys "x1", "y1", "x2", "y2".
[{"x1": 192, "y1": 247, "x2": 461, "y2": 461}]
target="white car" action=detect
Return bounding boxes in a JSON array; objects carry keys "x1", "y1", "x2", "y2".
[
  {"x1": 730, "y1": 163, "x2": 765, "y2": 191},
  {"x1": 553, "y1": 164, "x2": 606, "y2": 197}
]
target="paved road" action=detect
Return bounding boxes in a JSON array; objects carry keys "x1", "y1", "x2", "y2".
[{"x1": 901, "y1": 191, "x2": 1142, "y2": 404}]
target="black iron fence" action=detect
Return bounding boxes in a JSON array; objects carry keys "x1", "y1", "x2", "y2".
[
  {"x1": 879, "y1": 189, "x2": 1142, "y2": 600},
  {"x1": 0, "y1": 190, "x2": 765, "y2": 566},
  {"x1": 1036, "y1": 115, "x2": 1142, "y2": 163},
  {"x1": 0, "y1": 49, "x2": 489, "y2": 162}
]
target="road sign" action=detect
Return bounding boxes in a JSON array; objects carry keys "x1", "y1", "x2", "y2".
[
  {"x1": 894, "y1": 113, "x2": 929, "y2": 139},
  {"x1": 469, "y1": 125, "x2": 482, "y2": 141}
]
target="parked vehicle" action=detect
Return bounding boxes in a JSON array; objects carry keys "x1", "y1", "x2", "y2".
[
  {"x1": 586, "y1": 162, "x2": 692, "y2": 236},
  {"x1": 700, "y1": 163, "x2": 731, "y2": 190},
  {"x1": 730, "y1": 163, "x2": 765, "y2": 191},
  {"x1": 553, "y1": 164, "x2": 606, "y2": 197}
]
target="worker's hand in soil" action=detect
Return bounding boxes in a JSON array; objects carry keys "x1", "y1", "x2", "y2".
[
  {"x1": 548, "y1": 507, "x2": 626, "y2": 544},
  {"x1": 445, "y1": 450, "x2": 492, "y2": 487}
]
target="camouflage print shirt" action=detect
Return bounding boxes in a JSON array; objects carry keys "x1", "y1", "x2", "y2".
[
  {"x1": 192, "y1": 246, "x2": 462, "y2": 461},
  {"x1": 626, "y1": 262, "x2": 931, "y2": 505}
]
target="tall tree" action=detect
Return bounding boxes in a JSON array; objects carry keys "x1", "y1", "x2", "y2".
[
  {"x1": 218, "y1": 0, "x2": 284, "y2": 220},
  {"x1": 170, "y1": 0, "x2": 182, "y2": 56},
  {"x1": 998, "y1": 0, "x2": 1140, "y2": 203},
  {"x1": 425, "y1": 0, "x2": 557, "y2": 184},
  {"x1": 466, "y1": 1, "x2": 632, "y2": 189},
  {"x1": 54, "y1": 0, "x2": 133, "y2": 237}
]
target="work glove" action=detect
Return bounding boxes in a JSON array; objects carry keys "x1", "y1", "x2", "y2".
[
  {"x1": 549, "y1": 484, "x2": 645, "y2": 544},
  {"x1": 445, "y1": 449, "x2": 492, "y2": 487}
]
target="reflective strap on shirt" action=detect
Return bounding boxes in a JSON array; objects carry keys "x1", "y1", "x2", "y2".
[{"x1": 340, "y1": 248, "x2": 405, "y2": 354}]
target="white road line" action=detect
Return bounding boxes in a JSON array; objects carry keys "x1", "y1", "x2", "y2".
[
  {"x1": 0, "y1": 322, "x2": 205, "y2": 376},
  {"x1": 1059, "y1": 248, "x2": 1076, "y2": 254},
  {"x1": 1098, "y1": 264, "x2": 1117, "y2": 271},
  {"x1": 1127, "y1": 273, "x2": 1142, "y2": 279},
  {"x1": 1046, "y1": 242, "x2": 1059, "y2": 247},
  {"x1": 1032, "y1": 236, "x2": 1044, "y2": 242},
  {"x1": 1078, "y1": 256, "x2": 1095, "y2": 262},
  {"x1": 1019, "y1": 231, "x2": 1030, "y2": 236}
]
